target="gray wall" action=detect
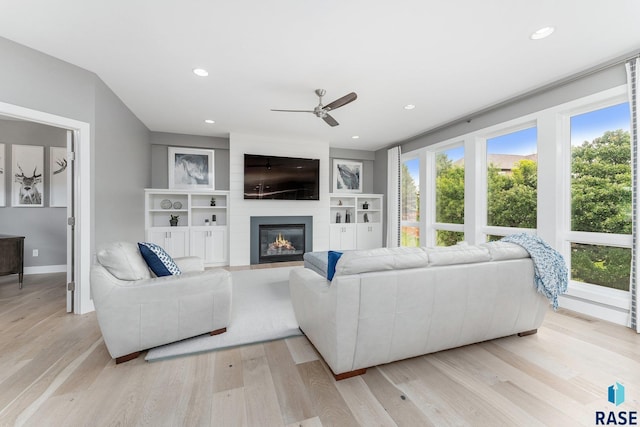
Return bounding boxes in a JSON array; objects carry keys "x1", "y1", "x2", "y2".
[
  {"x1": 329, "y1": 148, "x2": 375, "y2": 194},
  {"x1": 150, "y1": 132, "x2": 230, "y2": 190},
  {"x1": 0, "y1": 36, "x2": 151, "y2": 259},
  {"x1": 0, "y1": 120, "x2": 67, "y2": 267},
  {"x1": 94, "y1": 79, "x2": 151, "y2": 244}
]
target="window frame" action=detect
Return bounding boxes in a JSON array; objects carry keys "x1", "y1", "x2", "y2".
[
  {"x1": 426, "y1": 141, "x2": 465, "y2": 247},
  {"x1": 400, "y1": 152, "x2": 422, "y2": 247},
  {"x1": 559, "y1": 92, "x2": 632, "y2": 308}
]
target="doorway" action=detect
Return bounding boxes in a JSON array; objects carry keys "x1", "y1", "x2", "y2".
[{"x1": 0, "y1": 100, "x2": 92, "y2": 314}]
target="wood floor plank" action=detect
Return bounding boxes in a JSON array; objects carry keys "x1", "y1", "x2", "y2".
[
  {"x1": 385, "y1": 355, "x2": 518, "y2": 426},
  {"x1": 242, "y1": 353, "x2": 285, "y2": 427},
  {"x1": 285, "y1": 416, "x2": 323, "y2": 427},
  {"x1": 213, "y1": 347, "x2": 244, "y2": 393},
  {"x1": 264, "y1": 340, "x2": 315, "y2": 425},
  {"x1": 361, "y1": 367, "x2": 434, "y2": 427},
  {"x1": 285, "y1": 336, "x2": 319, "y2": 364},
  {"x1": 334, "y1": 375, "x2": 397, "y2": 427},
  {"x1": 211, "y1": 387, "x2": 248, "y2": 427},
  {"x1": 296, "y1": 360, "x2": 359, "y2": 427}
]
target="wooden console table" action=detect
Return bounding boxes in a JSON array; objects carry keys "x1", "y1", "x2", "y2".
[{"x1": 0, "y1": 234, "x2": 25, "y2": 289}]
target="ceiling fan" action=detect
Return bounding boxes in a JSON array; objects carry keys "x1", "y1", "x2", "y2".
[{"x1": 271, "y1": 89, "x2": 357, "y2": 127}]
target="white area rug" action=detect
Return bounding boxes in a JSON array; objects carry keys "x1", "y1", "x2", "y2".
[{"x1": 145, "y1": 266, "x2": 303, "y2": 361}]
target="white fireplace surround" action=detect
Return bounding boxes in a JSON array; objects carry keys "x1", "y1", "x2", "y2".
[{"x1": 228, "y1": 133, "x2": 330, "y2": 266}]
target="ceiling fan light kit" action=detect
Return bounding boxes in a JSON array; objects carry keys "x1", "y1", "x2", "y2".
[{"x1": 271, "y1": 89, "x2": 357, "y2": 127}]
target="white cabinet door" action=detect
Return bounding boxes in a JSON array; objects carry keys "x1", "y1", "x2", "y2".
[
  {"x1": 146, "y1": 227, "x2": 189, "y2": 258},
  {"x1": 330, "y1": 223, "x2": 357, "y2": 250},
  {"x1": 190, "y1": 227, "x2": 228, "y2": 265},
  {"x1": 357, "y1": 223, "x2": 382, "y2": 250}
]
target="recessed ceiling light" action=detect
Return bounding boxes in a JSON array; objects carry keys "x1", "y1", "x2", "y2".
[
  {"x1": 193, "y1": 68, "x2": 209, "y2": 77},
  {"x1": 352, "y1": 135, "x2": 360, "y2": 139},
  {"x1": 404, "y1": 104, "x2": 416, "y2": 110},
  {"x1": 530, "y1": 26, "x2": 555, "y2": 40},
  {"x1": 204, "y1": 119, "x2": 215, "y2": 124}
]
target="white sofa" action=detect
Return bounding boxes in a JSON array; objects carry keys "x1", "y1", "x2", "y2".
[
  {"x1": 90, "y1": 242, "x2": 232, "y2": 363},
  {"x1": 289, "y1": 243, "x2": 549, "y2": 380}
]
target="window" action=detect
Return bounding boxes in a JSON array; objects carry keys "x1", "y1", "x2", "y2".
[
  {"x1": 569, "y1": 102, "x2": 631, "y2": 291},
  {"x1": 435, "y1": 146, "x2": 464, "y2": 245},
  {"x1": 486, "y1": 127, "x2": 537, "y2": 231},
  {"x1": 401, "y1": 157, "x2": 420, "y2": 247}
]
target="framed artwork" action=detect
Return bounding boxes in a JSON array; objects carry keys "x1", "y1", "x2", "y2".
[
  {"x1": 50, "y1": 146, "x2": 68, "y2": 207},
  {"x1": 0, "y1": 143, "x2": 5, "y2": 206},
  {"x1": 333, "y1": 159, "x2": 363, "y2": 193},
  {"x1": 168, "y1": 147, "x2": 214, "y2": 190},
  {"x1": 12, "y1": 144, "x2": 44, "y2": 207}
]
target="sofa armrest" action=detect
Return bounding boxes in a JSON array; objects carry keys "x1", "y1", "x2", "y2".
[
  {"x1": 289, "y1": 267, "x2": 361, "y2": 375},
  {"x1": 174, "y1": 256, "x2": 204, "y2": 273}
]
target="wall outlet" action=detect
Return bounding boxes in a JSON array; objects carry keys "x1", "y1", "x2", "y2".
[{"x1": 32, "y1": 249, "x2": 39, "y2": 257}]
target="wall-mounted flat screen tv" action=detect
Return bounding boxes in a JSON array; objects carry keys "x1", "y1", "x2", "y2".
[{"x1": 244, "y1": 154, "x2": 320, "y2": 200}]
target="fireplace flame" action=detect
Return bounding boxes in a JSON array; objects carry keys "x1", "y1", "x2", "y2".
[{"x1": 269, "y1": 233, "x2": 295, "y2": 251}]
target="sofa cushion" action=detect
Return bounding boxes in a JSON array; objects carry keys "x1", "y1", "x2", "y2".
[
  {"x1": 426, "y1": 244, "x2": 491, "y2": 266},
  {"x1": 327, "y1": 251, "x2": 343, "y2": 281},
  {"x1": 137, "y1": 242, "x2": 182, "y2": 277},
  {"x1": 480, "y1": 241, "x2": 530, "y2": 261},
  {"x1": 334, "y1": 247, "x2": 429, "y2": 277},
  {"x1": 96, "y1": 241, "x2": 152, "y2": 281}
]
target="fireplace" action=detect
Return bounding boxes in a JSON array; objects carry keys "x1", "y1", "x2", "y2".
[
  {"x1": 258, "y1": 224, "x2": 305, "y2": 263},
  {"x1": 250, "y1": 216, "x2": 313, "y2": 264}
]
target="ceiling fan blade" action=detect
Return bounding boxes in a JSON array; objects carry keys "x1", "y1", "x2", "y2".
[
  {"x1": 323, "y1": 113, "x2": 339, "y2": 127},
  {"x1": 323, "y1": 92, "x2": 357, "y2": 111},
  {"x1": 271, "y1": 109, "x2": 315, "y2": 113}
]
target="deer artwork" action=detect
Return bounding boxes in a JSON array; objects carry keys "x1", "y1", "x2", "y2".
[
  {"x1": 15, "y1": 164, "x2": 42, "y2": 205},
  {"x1": 53, "y1": 158, "x2": 67, "y2": 175}
]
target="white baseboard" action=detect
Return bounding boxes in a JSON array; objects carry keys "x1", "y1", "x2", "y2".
[
  {"x1": 24, "y1": 265, "x2": 67, "y2": 275},
  {"x1": 558, "y1": 294, "x2": 630, "y2": 327}
]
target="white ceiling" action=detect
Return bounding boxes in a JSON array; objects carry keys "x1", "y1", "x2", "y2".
[{"x1": 1, "y1": 1, "x2": 639, "y2": 151}]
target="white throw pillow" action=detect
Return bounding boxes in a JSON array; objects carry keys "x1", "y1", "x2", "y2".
[
  {"x1": 96, "y1": 241, "x2": 152, "y2": 281},
  {"x1": 480, "y1": 241, "x2": 530, "y2": 261}
]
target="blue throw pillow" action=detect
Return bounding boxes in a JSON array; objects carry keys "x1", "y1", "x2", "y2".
[
  {"x1": 327, "y1": 250, "x2": 343, "y2": 281},
  {"x1": 137, "y1": 242, "x2": 181, "y2": 277}
]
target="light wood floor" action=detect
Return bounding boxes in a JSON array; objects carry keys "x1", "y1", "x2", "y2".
[{"x1": 1, "y1": 271, "x2": 639, "y2": 427}]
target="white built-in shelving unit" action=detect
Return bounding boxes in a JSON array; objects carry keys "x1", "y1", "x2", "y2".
[
  {"x1": 144, "y1": 189, "x2": 229, "y2": 266},
  {"x1": 329, "y1": 193, "x2": 383, "y2": 250}
]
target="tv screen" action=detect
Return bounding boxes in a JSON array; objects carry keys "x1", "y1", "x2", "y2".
[{"x1": 244, "y1": 154, "x2": 320, "y2": 200}]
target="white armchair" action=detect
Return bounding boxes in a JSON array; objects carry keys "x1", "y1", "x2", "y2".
[{"x1": 90, "y1": 242, "x2": 232, "y2": 363}]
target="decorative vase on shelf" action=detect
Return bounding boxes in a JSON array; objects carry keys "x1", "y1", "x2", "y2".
[
  {"x1": 363, "y1": 201, "x2": 369, "y2": 210},
  {"x1": 345, "y1": 210, "x2": 351, "y2": 223},
  {"x1": 211, "y1": 214, "x2": 217, "y2": 226},
  {"x1": 169, "y1": 215, "x2": 179, "y2": 227},
  {"x1": 364, "y1": 213, "x2": 369, "y2": 223},
  {"x1": 336, "y1": 212, "x2": 342, "y2": 223},
  {"x1": 210, "y1": 197, "x2": 216, "y2": 206}
]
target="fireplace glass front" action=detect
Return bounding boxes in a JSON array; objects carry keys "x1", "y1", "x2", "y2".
[{"x1": 258, "y1": 224, "x2": 305, "y2": 263}]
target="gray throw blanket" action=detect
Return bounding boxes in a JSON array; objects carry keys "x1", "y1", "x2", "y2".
[{"x1": 501, "y1": 233, "x2": 568, "y2": 310}]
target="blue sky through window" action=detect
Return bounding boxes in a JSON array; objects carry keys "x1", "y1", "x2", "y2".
[{"x1": 571, "y1": 102, "x2": 630, "y2": 145}]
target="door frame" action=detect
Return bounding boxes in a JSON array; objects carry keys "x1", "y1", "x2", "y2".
[{"x1": 0, "y1": 101, "x2": 93, "y2": 314}]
